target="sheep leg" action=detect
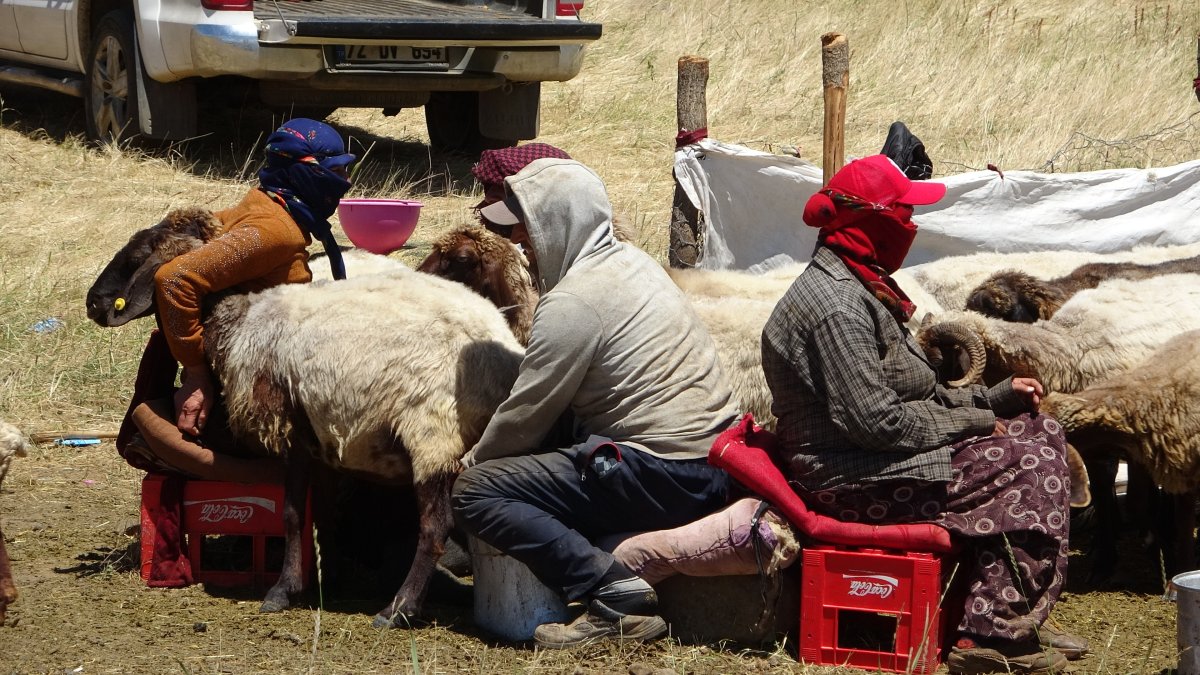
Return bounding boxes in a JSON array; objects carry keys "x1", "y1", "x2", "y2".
[
  {"x1": 260, "y1": 450, "x2": 312, "y2": 613},
  {"x1": 1083, "y1": 451, "x2": 1120, "y2": 585},
  {"x1": 372, "y1": 471, "x2": 457, "y2": 628},
  {"x1": 0, "y1": 522, "x2": 14, "y2": 623}
]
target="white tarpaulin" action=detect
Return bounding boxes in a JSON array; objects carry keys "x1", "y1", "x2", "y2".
[{"x1": 675, "y1": 139, "x2": 1200, "y2": 270}]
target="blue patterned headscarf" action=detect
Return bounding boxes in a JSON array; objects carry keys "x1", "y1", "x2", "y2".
[{"x1": 258, "y1": 118, "x2": 356, "y2": 280}]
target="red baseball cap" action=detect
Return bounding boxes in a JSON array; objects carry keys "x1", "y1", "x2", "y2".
[{"x1": 826, "y1": 154, "x2": 946, "y2": 207}]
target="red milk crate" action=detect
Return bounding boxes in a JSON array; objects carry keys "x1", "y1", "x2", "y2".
[
  {"x1": 800, "y1": 546, "x2": 949, "y2": 674},
  {"x1": 140, "y1": 474, "x2": 313, "y2": 589}
]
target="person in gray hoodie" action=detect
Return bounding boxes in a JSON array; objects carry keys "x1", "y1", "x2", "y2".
[{"x1": 451, "y1": 158, "x2": 739, "y2": 648}]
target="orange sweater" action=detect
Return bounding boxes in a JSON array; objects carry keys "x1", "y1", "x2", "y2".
[{"x1": 155, "y1": 188, "x2": 312, "y2": 368}]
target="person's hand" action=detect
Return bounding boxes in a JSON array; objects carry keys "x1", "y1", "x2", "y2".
[
  {"x1": 1012, "y1": 377, "x2": 1044, "y2": 412},
  {"x1": 992, "y1": 419, "x2": 1008, "y2": 437},
  {"x1": 175, "y1": 365, "x2": 215, "y2": 436}
]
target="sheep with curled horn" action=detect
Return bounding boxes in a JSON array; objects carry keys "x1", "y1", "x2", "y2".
[
  {"x1": 87, "y1": 207, "x2": 524, "y2": 627},
  {"x1": 965, "y1": 253, "x2": 1200, "y2": 323},
  {"x1": 1042, "y1": 331, "x2": 1200, "y2": 583},
  {"x1": 0, "y1": 420, "x2": 30, "y2": 625},
  {"x1": 916, "y1": 273, "x2": 1200, "y2": 394}
]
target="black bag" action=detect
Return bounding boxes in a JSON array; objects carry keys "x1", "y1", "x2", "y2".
[{"x1": 881, "y1": 121, "x2": 934, "y2": 180}]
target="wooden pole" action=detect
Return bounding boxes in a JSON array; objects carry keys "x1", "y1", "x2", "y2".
[
  {"x1": 821, "y1": 33, "x2": 849, "y2": 186},
  {"x1": 669, "y1": 55, "x2": 709, "y2": 268}
]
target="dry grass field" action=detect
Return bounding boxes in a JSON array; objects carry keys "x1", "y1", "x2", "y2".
[{"x1": 1, "y1": 0, "x2": 1199, "y2": 671}]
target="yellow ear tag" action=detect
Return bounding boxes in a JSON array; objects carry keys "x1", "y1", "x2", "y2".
[{"x1": 114, "y1": 298, "x2": 126, "y2": 311}]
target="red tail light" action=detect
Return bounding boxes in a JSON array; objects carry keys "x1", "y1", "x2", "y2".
[
  {"x1": 202, "y1": 0, "x2": 253, "y2": 10},
  {"x1": 556, "y1": 1, "x2": 584, "y2": 17}
]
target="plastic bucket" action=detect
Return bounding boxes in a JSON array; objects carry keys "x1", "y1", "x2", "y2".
[
  {"x1": 469, "y1": 537, "x2": 570, "y2": 641},
  {"x1": 1174, "y1": 570, "x2": 1200, "y2": 674}
]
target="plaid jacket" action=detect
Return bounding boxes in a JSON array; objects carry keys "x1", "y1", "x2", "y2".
[{"x1": 761, "y1": 247, "x2": 1023, "y2": 490}]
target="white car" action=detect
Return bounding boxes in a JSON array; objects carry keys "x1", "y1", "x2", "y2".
[{"x1": 0, "y1": 0, "x2": 601, "y2": 151}]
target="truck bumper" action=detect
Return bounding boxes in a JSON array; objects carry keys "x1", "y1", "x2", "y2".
[{"x1": 188, "y1": 23, "x2": 586, "y2": 87}]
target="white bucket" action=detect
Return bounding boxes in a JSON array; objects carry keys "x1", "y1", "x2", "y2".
[
  {"x1": 469, "y1": 537, "x2": 570, "y2": 641},
  {"x1": 1174, "y1": 570, "x2": 1200, "y2": 674}
]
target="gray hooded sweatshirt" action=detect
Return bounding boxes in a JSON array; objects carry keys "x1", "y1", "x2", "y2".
[{"x1": 462, "y1": 158, "x2": 738, "y2": 466}]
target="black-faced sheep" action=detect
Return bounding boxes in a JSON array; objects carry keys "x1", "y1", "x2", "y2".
[
  {"x1": 1042, "y1": 331, "x2": 1200, "y2": 581},
  {"x1": 0, "y1": 420, "x2": 31, "y2": 624},
  {"x1": 86, "y1": 209, "x2": 524, "y2": 627},
  {"x1": 966, "y1": 254, "x2": 1200, "y2": 322}
]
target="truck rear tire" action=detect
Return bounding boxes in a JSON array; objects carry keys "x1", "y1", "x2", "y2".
[
  {"x1": 85, "y1": 10, "x2": 141, "y2": 144},
  {"x1": 425, "y1": 91, "x2": 516, "y2": 155}
]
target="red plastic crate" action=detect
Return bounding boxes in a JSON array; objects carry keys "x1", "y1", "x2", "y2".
[
  {"x1": 140, "y1": 474, "x2": 313, "y2": 589},
  {"x1": 800, "y1": 546, "x2": 949, "y2": 674}
]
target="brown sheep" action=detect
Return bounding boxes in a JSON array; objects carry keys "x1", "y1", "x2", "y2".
[
  {"x1": 417, "y1": 225, "x2": 537, "y2": 346},
  {"x1": 965, "y1": 254, "x2": 1200, "y2": 322},
  {"x1": 1043, "y1": 330, "x2": 1200, "y2": 581}
]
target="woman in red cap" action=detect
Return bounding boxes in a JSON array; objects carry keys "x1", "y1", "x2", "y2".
[{"x1": 762, "y1": 155, "x2": 1086, "y2": 673}]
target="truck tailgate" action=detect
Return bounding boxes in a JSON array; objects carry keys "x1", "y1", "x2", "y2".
[{"x1": 255, "y1": 0, "x2": 603, "y2": 42}]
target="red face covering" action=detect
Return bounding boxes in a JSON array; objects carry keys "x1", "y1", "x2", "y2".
[{"x1": 804, "y1": 190, "x2": 919, "y2": 322}]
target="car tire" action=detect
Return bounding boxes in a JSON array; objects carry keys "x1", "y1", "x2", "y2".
[
  {"x1": 425, "y1": 91, "x2": 515, "y2": 155},
  {"x1": 85, "y1": 10, "x2": 141, "y2": 144}
]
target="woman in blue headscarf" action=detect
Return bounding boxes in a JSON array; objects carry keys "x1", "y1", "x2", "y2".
[{"x1": 123, "y1": 118, "x2": 355, "y2": 483}]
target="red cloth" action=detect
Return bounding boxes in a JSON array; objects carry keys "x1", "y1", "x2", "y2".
[
  {"x1": 802, "y1": 154, "x2": 947, "y2": 324},
  {"x1": 675, "y1": 127, "x2": 708, "y2": 148},
  {"x1": 471, "y1": 143, "x2": 571, "y2": 208},
  {"x1": 118, "y1": 331, "x2": 194, "y2": 587},
  {"x1": 143, "y1": 474, "x2": 194, "y2": 587},
  {"x1": 116, "y1": 330, "x2": 179, "y2": 473},
  {"x1": 708, "y1": 415, "x2": 953, "y2": 553}
]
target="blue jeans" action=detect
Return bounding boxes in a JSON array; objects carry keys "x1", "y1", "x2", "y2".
[{"x1": 451, "y1": 441, "x2": 731, "y2": 601}]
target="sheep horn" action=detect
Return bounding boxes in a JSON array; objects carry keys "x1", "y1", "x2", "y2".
[{"x1": 921, "y1": 321, "x2": 987, "y2": 387}]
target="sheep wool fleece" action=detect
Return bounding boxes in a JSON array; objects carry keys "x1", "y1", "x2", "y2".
[
  {"x1": 453, "y1": 158, "x2": 738, "y2": 604},
  {"x1": 155, "y1": 188, "x2": 313, "y2": 367}
]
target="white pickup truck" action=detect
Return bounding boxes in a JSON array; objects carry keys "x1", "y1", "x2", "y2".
[{"x1": 0, "y1": 0, "x2": 601, "y2": 151}]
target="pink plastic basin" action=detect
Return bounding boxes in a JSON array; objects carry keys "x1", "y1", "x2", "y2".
[{"x1": 337, "y1": 198, "x2": 422, "y2": 254}]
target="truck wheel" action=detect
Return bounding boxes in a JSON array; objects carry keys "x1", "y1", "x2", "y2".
[
  {"x1": 85, "y1": 10, "x2": 140, "y2": 144},
  {"x1": 425, "y1": 92, "x2": 515, "y2": 155}
]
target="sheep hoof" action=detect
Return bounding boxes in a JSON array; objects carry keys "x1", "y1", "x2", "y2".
[
  {"x1": 372, "y1": 611, "x2": 420, "y2": 629},
  {"x1": 259, "y1": 587, "x2": 292, "y2": 614}
]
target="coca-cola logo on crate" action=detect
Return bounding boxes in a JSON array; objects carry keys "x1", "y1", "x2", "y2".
[
  {"x1": 183, "y1": 496, "x2": 278, "y2": 525},
  {"x1": 842, "y1": 573, "x2": 899, "y2": 599}
]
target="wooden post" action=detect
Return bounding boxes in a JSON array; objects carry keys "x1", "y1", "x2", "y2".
[
  {"x1": 821, "y1": 33, "x2": 849, "y2": 186},
  {"x1": 669, "y1": 55, "x2": 709, "y2": 268}
]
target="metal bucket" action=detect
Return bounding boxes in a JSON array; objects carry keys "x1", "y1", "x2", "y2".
[
  {"x1": 469, "y1": 537, "x2": 570, "y2": 641},
  {"x1": 1173, "y1": 570, "x2": 1200, "y2": 674}
]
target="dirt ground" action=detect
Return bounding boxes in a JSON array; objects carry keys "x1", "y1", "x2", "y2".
[{"x1": 0, "y1": 439, "x2": 1183, "y2": 674}]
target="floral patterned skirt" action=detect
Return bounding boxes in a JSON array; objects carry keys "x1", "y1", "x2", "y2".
[{"x1": 803, "y1": 412, "x2": 1071, "y2": 641}]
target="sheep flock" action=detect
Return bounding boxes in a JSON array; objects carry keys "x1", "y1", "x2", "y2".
[{"x1": 3, "y1": 210, "x2": 1181, "y2": 636}]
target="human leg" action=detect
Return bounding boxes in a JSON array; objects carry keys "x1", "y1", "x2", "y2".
[
  {"x1": 452, "y1": 442, "x2": 729, "y2": 647},
  {"x1": 131, "y1": 398, "x2": 285, "y2": 484}
]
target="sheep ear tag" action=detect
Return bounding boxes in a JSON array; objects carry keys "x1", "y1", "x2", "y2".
[{"x1": 106, "y1": 256, "x2": 164, "y2": 327}]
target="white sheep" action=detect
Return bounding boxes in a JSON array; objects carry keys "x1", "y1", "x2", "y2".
[
  {"x1": 86, "y1": 209, "x2": 525, "y2": 627},
  {"x1": 0, "y1": 420, "x2": 31, "y2": 624}
]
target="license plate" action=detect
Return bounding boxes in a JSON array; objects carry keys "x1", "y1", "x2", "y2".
[{"x1": 338, "y1": 45, "x2": 446, "y2": 64}]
